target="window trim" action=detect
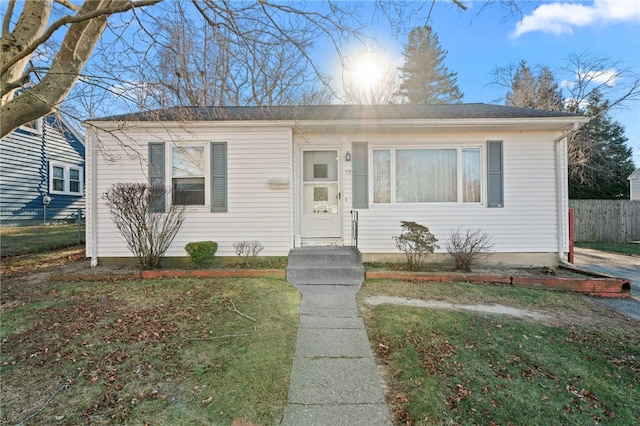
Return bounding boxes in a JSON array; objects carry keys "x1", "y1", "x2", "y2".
[
  {"x1": 371, "y1": 145, "x2": 484, "y2": 205},
  {"x1": 167, "y1": 143, "x2": 210, "y2": 210},
  {"x1": 49, "y1": 161, "x2": 83, "y2": 196}
]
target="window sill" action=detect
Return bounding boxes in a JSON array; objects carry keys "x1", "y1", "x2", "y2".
[{"x1": 50, "y1": 191, "x2": 83, "y2": 196}]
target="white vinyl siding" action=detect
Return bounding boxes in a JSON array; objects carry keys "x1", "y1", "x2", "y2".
[
  {"x1": 295, "y1": 131, "x2": 561, "y2": 256},
  {"x1": 87, "y1": 126, "x2": 292, "y2": 258}
]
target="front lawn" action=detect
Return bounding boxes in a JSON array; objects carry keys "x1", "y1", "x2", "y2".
[
  {"x1": 359, "y1": 280, "x2": 640, "y2": 425},
  {"x1": 1, "y1": 276, "x2": 300, "y2": 425},
  {"x1": 575, "y1": 241, "x2": 640, "y2": 256}
]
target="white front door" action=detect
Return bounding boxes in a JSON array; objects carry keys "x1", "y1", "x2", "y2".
[{"x1": 301, "y1": 150, "x2": 341, "y2": 238}]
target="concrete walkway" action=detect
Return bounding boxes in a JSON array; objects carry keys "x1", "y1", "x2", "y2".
[{"x1": 281, "y1": 282, "x2": 392, "y2": 426}]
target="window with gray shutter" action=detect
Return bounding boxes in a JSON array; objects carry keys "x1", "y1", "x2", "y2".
[
  {"x1": 210, "y1": 142, "x2": 227, "y2": 212},
  {"x1": 148, "y1": 142, "x2": 165, "y2": 212},
  {"x1": 487, "y1": 140, "x2": 504, "y2": 208},
  {"x1": 352, "y1": 142, "x2": 368, "y2": 209}
]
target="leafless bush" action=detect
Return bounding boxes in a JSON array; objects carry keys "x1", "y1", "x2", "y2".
[
  {"x1": 446, "y1": 227, "x2": 494, "y2": 272},
  {"x1": 103, "y1": 183, "x2": 185, "y2": 270},
  {"x1": 233, "y1": 240, "x2": 264, "y2": 266}
]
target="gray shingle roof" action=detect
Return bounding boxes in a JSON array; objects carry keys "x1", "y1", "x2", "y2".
[{"x1": 92, "y1": 104, "x2": 582, "y2": 122}]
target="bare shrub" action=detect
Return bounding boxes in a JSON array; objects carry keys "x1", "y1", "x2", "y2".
[
  {"x1": 393, "y1": 221, "x2": 439, "y2": 271},
  {"x1": 233, "y1": 241, "x2": 264, "y2": 267},
  {"x1": 446, "y1": 227, "x2": 495, "y2": 272},
  {"x1": 103, "y1": 183, "x2": 185, "y2": 270}
]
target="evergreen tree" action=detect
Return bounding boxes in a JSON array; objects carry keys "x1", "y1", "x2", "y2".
[
  {"x1": 396, "y1": 25, "x2": 463, "y2": 104},
  {"x1": 568, "y1": 91, "x2": 635, "y2": 199},
  {"x1": 505, "y1": 61, "x2": 564, "y2": 111}
]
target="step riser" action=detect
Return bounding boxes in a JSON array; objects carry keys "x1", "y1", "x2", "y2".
[
  {"x1": 286, "y1": 247, "x2": 364, "y2": 285},
  {"x1": 286, "y1": 267, "x2": 364, "y2": 285}
]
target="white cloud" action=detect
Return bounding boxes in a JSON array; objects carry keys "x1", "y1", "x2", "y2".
[
  {"x1": 579, "y1": 68, "x2": 620, "y2": 86},
  {"x1": 513, "y1": 0, "x2": 640, "y2": 37}
]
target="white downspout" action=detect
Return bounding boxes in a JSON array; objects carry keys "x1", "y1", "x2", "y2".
[
  {"x1": 90, "y1": 129, "x2": 99, "y2": 267},
  {"x1": 554, "y1": 123, "x2": 579, "y2": 265}
]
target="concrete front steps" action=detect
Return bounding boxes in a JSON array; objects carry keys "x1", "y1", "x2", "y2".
[{"x1": 286, "y1": 246, "x2": 364, "y2": 285}]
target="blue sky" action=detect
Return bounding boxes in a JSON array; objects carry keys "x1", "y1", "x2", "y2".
[{"x1": 324, "y1": 0, "x2": 640, "y2": 167}]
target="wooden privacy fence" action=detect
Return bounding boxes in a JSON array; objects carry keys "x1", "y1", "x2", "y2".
[{"x1": 570, "y1": 199, "x2": 640, "y2": 242}]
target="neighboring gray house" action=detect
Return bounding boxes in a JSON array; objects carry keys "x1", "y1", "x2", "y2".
[
  {"x1": 629, "y1": 169, "x2": 640, "y2": 200},
  {"x1": 0, "y1": 113, "x2": 85, "y2": 223},
  {"x1": 85, "y1": 104, "x2": 589, "y2": 267}
]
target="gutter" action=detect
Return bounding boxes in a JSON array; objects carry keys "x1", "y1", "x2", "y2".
[
  {"x1": 554, "y1": 122, "x2": 580, "y2": 264},
  {"x1": 89, "y1": 130, "x2": 98, "y2": 267}
]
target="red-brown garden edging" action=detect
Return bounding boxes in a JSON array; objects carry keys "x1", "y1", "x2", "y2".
[
  {"x1": 365, "y1": 268, "x2": 632, "y2": 298},
  {"x1": 140, "y1": 269, "x2": 286, "y2": 279},
  {"x1": 50, "y1": 269, "x2": 286, "y2": 282},
  {"x1": 50, "y1": 266, "x2": 630, "y2": 298}
]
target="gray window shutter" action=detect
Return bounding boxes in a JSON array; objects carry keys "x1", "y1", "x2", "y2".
[
  {"x1": 352, "y1": 142, "x2": 368, "y2": 209},
  {"x1": 148, "y1": 142, "x2": 165, "y2": 212},
  {"x1": 487, "y1": 140, "x2": 504, "y2": 208},
  {"x1": 211, "y1": 142, "x2": 227, "y2": 212}
]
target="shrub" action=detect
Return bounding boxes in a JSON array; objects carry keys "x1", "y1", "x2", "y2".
[
  {"x1": 185, "y1": 241, "x2": 218, "y2": 266},
  {"x1": 393, "y1": 221, "x2": 439, "y2": 271},
  {"x1": 446, "y1": 226, "x2": 494, "y2": 272},
  {"x1": 103, "y1": 183, "x2": 185, "y2": 270},
  {"x1": 233, "y1": 240, "x2": 264, "y2": 267}
]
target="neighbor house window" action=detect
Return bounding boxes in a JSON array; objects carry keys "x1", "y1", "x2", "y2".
[
  {"x1": 172, "y1": 146, "x2": 205, "y2": 205},
  {"x1": 49, "y1": 162, "x2": 83, "y2": 195},
  {"x1": 372, "y1": 147, "x2": 481, "y2": 204}
]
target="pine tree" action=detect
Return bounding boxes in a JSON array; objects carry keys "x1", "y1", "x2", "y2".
[
  {"x1": 505, "y1": 61, "x2": 564, "y2": 111},
  {"x1": 396, "y1": 25, "x2": 463, "y2": 104},
  {"x1": 568, "y1": 91, "x2": 635, "y2": 199},
  {"x1": 501, "y1": 61, "x2": 635, "y2": 198}
]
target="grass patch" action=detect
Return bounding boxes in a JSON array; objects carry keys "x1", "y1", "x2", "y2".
[
  {"x1": 1, "y1": 276, "x2": 300, "y2": 425},
  {"x1": 360, "y1": 280, "x2": 640, "y2": 425},
  {"x1": 0, "y1": 246, "x2": 85, "y2": 277},
  {"x1": 575, "y1": 242, "x2": 640, "y2": 256},
  {"x1": 1, "y1": 223, "x2": 84, "y2": 257}
]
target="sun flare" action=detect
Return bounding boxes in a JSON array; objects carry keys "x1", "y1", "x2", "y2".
[{"x1": 349, "y1": 53, "x2": 382, "y2": 89}]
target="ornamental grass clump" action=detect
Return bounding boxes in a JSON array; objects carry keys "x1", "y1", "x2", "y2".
[
  {"x1": 393, "y1": 221, "x2": 439, "y2": 271},
  {"x1": 185, "y1": 241, "x2": 218, "y2": 266}
]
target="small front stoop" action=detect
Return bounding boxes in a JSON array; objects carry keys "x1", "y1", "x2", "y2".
[{"x1": 286, "y1": 246, "x2": 364, "y2": 285}]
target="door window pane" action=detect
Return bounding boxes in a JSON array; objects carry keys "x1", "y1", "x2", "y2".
[{"x1": 303, "y1": 151, "x2": 337, "y2": 181}]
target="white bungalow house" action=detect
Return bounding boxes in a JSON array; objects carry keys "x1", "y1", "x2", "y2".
[
  {"x1": 84, "y1": 104, "x2": 587, "y2": 267},
  {"x1": 629, "y1": 168, "x2": 640, "y2": 200}
]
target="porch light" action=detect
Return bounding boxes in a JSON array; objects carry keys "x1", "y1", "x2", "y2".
[{"x1": 345, "y1": 151, "x2": 351, "y2": 162}]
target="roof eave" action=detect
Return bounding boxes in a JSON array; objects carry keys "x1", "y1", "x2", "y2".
[{"x1": 84, "y1": 116, "x2": 588, "y2": 132}]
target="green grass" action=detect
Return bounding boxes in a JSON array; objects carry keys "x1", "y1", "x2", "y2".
[
  {"x1": 1, "y1": 223, "x2": 84, "y2": 256},
  {"x1": 360, "y1": 280, "x2": 640, "y2": 425},
  {"x1": 1, "y1": 277, "x2": 300, "y2": 425},
  {"x1": 575, "y1": 241, "x2": 640, "y2": 256}
]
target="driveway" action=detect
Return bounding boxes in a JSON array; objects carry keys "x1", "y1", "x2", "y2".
[{"x1": 573, "y1": 247, "x2": 640, "y2": 321}]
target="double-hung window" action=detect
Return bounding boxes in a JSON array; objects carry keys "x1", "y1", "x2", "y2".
[
  {"x1": 172, "y1": 146, "x2": 206, "y2": 205},
  {"x1": 49, "y1": 162, "x2": 83, "y2": 195},
  {"x1": 373, "y1": 147, "x2": 482, "y2": 204},
  {"x1": 148, "y1": 141, "x2": 227, "y2": 212}
]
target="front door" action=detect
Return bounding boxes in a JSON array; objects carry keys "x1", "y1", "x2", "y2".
[{"x1": 301, "y1": 150, "x2": 340, "y2": 238}]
